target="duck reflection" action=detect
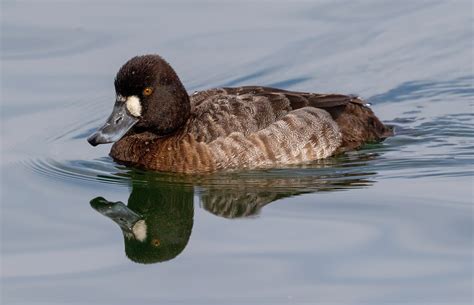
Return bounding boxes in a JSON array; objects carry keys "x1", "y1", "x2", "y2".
[{"x1": 90, "y1": 152, "x2": 379, "y2": 264}]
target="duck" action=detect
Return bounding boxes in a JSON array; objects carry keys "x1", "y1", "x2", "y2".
[{"x1": 87, "y1": 54, "x2": 393, "y2": 173}]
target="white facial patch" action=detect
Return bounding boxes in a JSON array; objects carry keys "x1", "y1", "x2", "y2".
[
  {"x1": 126, "y1": 95, "x2": 142, "y2": 117},
  {"x1": 132, "y1": 220, "x2": 147, "y2": 242}
]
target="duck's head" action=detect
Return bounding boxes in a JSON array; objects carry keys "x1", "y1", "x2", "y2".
[
  {"x1": 87, "y1": 54, "x2": 190, "y2": 146},
  {"x1": 90, "y1": 188, "x2": 194, "y2": 264}
]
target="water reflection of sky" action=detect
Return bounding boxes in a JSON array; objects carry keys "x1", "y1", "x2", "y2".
[{"x1": 1, "y1": 0, "x2": 473, "y2": 304}]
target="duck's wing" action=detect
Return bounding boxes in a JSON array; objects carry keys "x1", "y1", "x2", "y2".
[
  {"x1": 222, "y1": 86, "x2": 365, "y2": 109},
  {"x1": 191, "y1": 86, "x2": 363, "y2": 109},
  {"x1": 188, "y1": 86, "x2": 362, "y2": 143}
]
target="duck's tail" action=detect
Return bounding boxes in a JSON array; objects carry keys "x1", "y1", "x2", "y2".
[{"x1": 327, "y1": 100, "x2": 393, "y2": 152}]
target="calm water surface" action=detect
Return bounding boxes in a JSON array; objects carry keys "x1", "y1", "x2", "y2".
[{"x1": 1, "y1": 1, "x2": 473, "y2": 304}]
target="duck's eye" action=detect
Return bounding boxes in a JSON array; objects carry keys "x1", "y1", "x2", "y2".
[{"x1": 143, "y1": 87, "x2": 153, "y2": 96}]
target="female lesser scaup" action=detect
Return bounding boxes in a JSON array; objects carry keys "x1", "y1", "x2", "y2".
[{"x1": 87, "y1": 55, "x2": 393, "y2": 173}]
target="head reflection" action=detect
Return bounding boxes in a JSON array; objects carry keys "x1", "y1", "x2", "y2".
[
  {"x1": 91, "y1": 181, "x2": 194, "y2": 264},
  {"x1": 90, "y1": 152, "x2": 379, "y2": 264}
]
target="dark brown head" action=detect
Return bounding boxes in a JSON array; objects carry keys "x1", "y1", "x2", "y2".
[{"x1": 88, "y1": 55, "x2": 190, "y2": 146}]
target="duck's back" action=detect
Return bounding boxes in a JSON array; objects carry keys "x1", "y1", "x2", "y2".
[{"x1": 187, "y1": 86, "x2": 392, "y2": 149}]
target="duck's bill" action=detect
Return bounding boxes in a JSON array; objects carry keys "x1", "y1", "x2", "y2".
[
  {"x1": 90, "y1": 197, "x2": 142, "y2": 234},
  {"x1": 87, "y1": 101, "x2": 139, "y2": 146}
]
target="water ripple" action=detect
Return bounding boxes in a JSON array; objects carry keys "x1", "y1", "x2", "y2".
[
  {"x1": 24, "y1": 157, "x2": 129, "y2": 186},
  {"x1": 369, "y1": 75, "x2": 474, "y2": 104}
]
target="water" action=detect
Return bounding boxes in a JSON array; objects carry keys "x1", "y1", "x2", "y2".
[{"x1": 1, "y1": 1, "x2": 473, "y2": 304}]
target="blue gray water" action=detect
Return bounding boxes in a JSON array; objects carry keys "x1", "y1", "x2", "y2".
[{"x1": 1, "y1": 1, "x2": 473, "y2": 304}]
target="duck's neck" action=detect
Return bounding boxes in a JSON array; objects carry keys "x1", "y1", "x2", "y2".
[{"x1": 132, "y1": 96, "x2": 191, "y2": 137}]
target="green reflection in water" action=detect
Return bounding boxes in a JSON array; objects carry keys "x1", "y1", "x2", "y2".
[{"x1": 90, "y1": 153, "x2": 379, "y2": 264}]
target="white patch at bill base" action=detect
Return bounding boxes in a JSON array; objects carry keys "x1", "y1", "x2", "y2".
[{"x1": 126, "y1": 96, "x2": 142, "y2": 117}]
